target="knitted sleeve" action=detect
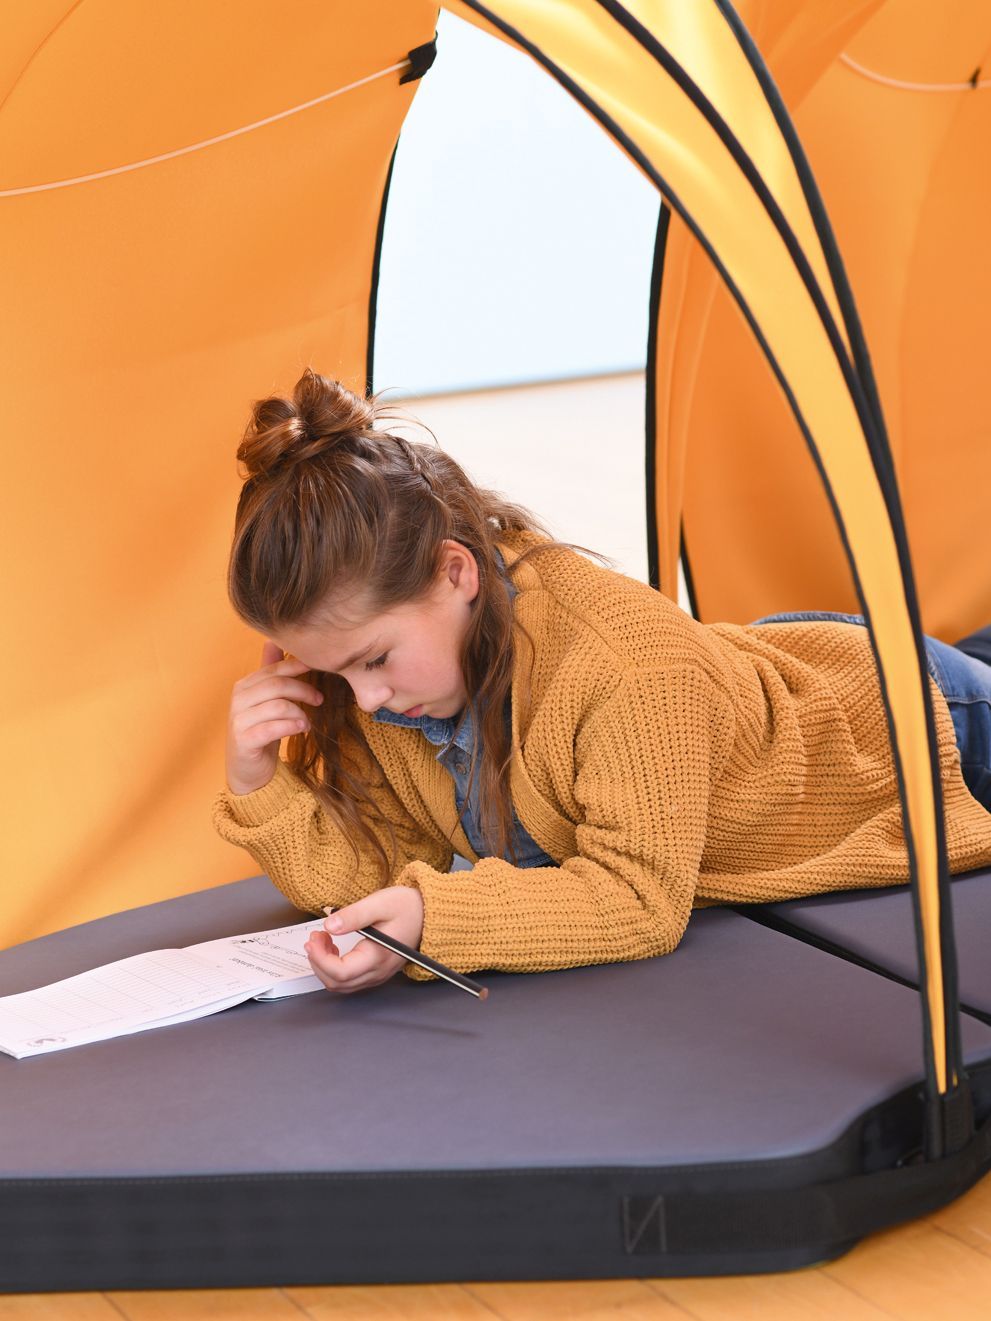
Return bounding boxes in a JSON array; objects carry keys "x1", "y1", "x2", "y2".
[
  {"x1": 393, "y1": 665, "x2": 736, "y2": 978},
  {"x1": 211, "y1": 756, "x2": 455, "y2": 916}
]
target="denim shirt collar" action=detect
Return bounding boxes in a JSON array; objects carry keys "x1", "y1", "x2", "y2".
[{"x1": 370, "y1": 546, "x2": 516, "y2": 756}]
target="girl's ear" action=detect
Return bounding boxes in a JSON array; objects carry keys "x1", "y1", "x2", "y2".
[{"x1": 444, "y1": 539, "x2": 480, "y2": 603}]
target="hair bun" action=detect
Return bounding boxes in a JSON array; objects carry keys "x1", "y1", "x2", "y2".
[{"x1": 236, "y1": 368, "x2": 376, "y2": 480}]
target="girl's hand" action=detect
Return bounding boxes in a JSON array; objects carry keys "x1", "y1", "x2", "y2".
[
  {"x1": 225, "y1": 640, "x2": 325, "y2": 796},
  {"x1": 304, "y1": 887, "x2": 425, "y2": 995}
]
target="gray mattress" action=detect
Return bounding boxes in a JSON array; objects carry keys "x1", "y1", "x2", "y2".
[
  {"x1": 1, "y1": 873, "x2": 990, "y2": 1289},
  {"x1": 756, "y1": 868, "x2": 991, "y2": 1020}
]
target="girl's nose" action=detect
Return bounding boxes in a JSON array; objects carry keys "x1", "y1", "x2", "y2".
[{"x1": 352, "y1": 680, "x2": 392, "y2": 713}]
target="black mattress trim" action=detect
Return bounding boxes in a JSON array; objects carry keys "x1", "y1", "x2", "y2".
[{"x1": 2, "y1": 1061, "x2": 989, "y2": 1291}]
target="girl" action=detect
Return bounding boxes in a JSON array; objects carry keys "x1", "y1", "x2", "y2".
[{"x1": 214, "y1": 369, "x2": 991, "y2": 996}]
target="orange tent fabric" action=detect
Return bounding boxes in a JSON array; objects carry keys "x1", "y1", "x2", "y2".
[
  {"x1": 1, "y1": 0, "x2": 437, "y2": 945},
  {"x1": 668, "y1": 2, "x2": 991, "y2": 642}
]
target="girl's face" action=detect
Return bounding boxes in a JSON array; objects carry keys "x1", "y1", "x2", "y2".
[{"x1": 269, "y1": 540, "x2": 480, "y2": 719}]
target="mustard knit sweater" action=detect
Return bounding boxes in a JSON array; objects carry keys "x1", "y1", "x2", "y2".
[{"x1": 212, "y1": 529, "x2": 991, "y2": 980}]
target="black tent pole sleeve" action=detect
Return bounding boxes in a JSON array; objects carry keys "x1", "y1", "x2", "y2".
[
  {"x1": 642, "y1": 200, "x2": 702, "y2": 621},
  {"x1": 644, "y1": 199, "x2": 669, "y2": 596},
  {"x1": 365, "y1": 143, "x2": 398, "y2": 398},
  {"x1": 367, "y1": 32, "x2": 438, "y2": 392}
]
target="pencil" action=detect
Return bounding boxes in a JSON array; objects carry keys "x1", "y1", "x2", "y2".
[{"x1": 322, "y1": 906, "x2": 489, "y2": 1000}]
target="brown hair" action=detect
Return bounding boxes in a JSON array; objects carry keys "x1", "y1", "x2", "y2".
[{"x1": 227, "y1": 367, "x2": 615, "y2": 882}]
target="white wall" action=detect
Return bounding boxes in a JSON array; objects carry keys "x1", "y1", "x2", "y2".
[
  {"x1": 371, "y1": 16, "x2": 692, "y2": 604},
  {"x1": 392, "y1": 373, "x2": 693, "y2": 607},
  {"x1": 373, "y1": 9, "x2": 660, "y2": 398}
]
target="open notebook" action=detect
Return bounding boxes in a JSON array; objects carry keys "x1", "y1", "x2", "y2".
[{"x1": 0, "y1": 918, "x2": 363, "y2": 1059}]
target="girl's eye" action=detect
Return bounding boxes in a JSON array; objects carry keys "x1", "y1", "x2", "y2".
[{"x1": 364, "y1": 654, "x2": 389, "y2": 671}]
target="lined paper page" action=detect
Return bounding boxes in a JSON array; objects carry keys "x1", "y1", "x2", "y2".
[
  {"x1": 0, "y1": 949, "x2": 268, "y2": 1058},
  {"x1": 0, "y1": 920, "x2": 364, "y2": 1058}
]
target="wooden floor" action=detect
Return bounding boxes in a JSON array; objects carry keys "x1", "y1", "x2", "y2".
[{"x1": 3, "y1": 1170, "x2": 989, "y2": 1320}]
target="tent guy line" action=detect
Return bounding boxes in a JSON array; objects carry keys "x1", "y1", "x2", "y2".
[
  {"x1": 0, "y1": 58, "x2": 412, "y2": 198},
  {"x1": 839, "y1": 52, "x2": 990, "y2": 93}
]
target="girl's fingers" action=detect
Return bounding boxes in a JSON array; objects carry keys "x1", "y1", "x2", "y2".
[
  {"x1": 242, "y1": 676, "x2": 323, "y2": 704},
  {"x1": 304, "y1": 932, "x2": 401, "y2": 993},
  {"x1": 231, "y1": 686, "x2": 324, "y2": 733},
  {"x1": 306, "y1": 930, "x2": 339, "y2": 959},
  {"x1": 238, "y1": 665, "x2": 316, "y2": 699},
  {"x1": 231, "y1": 709, "x2": 309, "y2": 752},
  {"x1": 239, "y1": 719, "x2": 309, "y2": 749},
  {"x1": 234, "y1": 694, "x2": 313, "y2": 727}
]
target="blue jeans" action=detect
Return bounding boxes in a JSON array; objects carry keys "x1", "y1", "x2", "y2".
[{"x1": 750, "y1": 611, "x2": 991, "y2": 811}]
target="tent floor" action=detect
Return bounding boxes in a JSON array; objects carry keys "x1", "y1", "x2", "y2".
[{"x1": 1, "y1": 874, "x2": 990, "y2": 1290}]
